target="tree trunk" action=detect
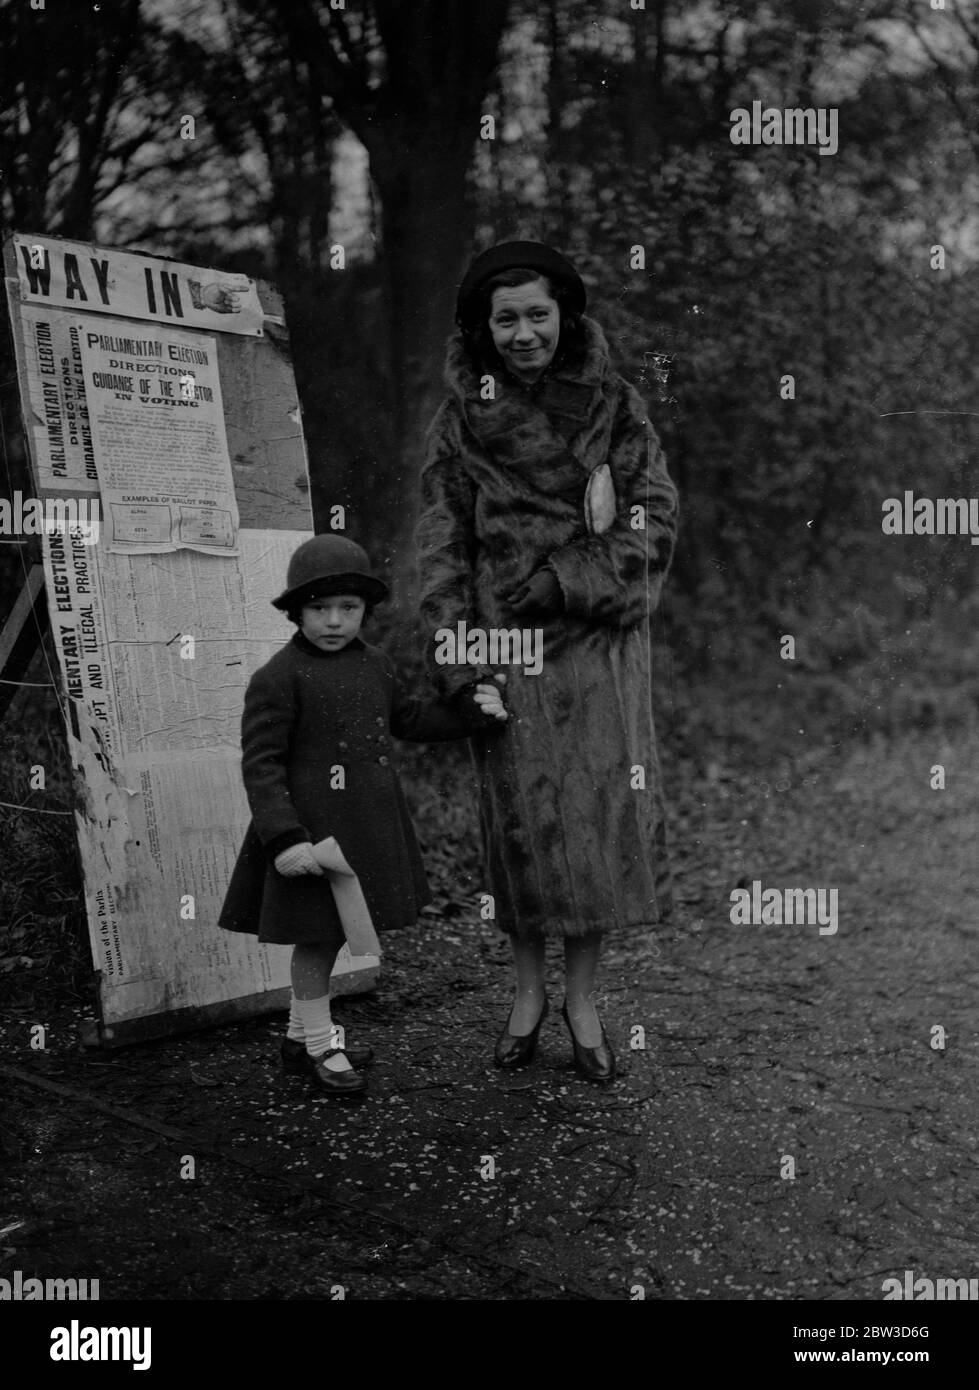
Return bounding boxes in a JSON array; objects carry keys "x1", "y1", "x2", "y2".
[
  {"x1": 263, "y1": 0, "x2": 513, "y2": 620},
  {"x1": 366, "y1": 123, "x2": 475, "y2": 619}
]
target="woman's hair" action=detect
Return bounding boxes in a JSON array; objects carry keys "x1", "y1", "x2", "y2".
[{"x1": 462, "y1": 267, "x2": 586, "y2": 373}]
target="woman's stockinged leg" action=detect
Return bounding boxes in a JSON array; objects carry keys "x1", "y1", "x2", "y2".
[
  {"x1": 508, "y1": 934, "x2": 547, "y2": 1034},
  {"x1": 563, "y1": 933, "x2": 604, "y2": 1048}
]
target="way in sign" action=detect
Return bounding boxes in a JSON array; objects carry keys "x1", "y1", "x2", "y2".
[{"x1": 19, "y1": 245, "x2": 188, "y2": 320}]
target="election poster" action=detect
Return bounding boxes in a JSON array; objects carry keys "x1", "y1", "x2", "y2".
[{"x1": 77, "y1": 319, "x2": 239, "y2": 556}]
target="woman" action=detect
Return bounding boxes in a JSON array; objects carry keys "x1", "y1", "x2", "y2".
[{"x1": 415, "y1": 241, "x2": 678, "y2": 1082}]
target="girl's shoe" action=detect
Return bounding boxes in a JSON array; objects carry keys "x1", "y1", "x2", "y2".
[
  {"x1": 494, "y1": 997, "x2": 548, "y2": 1069},
  {"x1": 281, "y1": 1036, "x2": 373, "y2": 1074},
  {"x1": 309, "y1": 1048, "x2": 368, "y2": 1097},
  {"x1": 561, "y1": 1001, "x2": 616, "y2": 1083}
]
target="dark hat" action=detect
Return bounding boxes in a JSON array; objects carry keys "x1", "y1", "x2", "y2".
[
  {"x1": 455, "y1": 240, "x2": 586, "y2": 329},
  {"x1": 272, "y1": 534, "x2": 389, "y2": 610}
]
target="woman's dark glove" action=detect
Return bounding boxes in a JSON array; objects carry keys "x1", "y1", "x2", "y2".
[{"x1": 505, "y1": 568, "x2": 564, "y2": 618}]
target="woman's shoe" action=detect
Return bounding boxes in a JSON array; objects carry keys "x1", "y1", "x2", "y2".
[
  {"x1": 494, "y1": 997, "x2": 548, "y2": 1069},
  {"x1": 281, "y1": 1036, "x2": 373, "y2": 1074},
  {"x1": 309, "y1": 1048, "x2": 368, "y2": 1097},
  {"x1": 561, "y1": 1001, "x2": 616, "y2": 1083}
]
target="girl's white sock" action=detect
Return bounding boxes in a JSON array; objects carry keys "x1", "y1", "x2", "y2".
[
  {"x1": 287, "y1": 994, "x2": 304, "y2": 1042},
  {"x1": 297, "y1": 994, "x2": 351, "y2": 1072}
]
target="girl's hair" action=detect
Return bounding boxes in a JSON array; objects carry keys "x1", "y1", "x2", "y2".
[{"x1": 461, "y1": 267, "x2": 586, "y2": 374}]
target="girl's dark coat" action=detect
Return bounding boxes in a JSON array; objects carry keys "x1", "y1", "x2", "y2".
[
  {"x1": 415, "y1": 316, "x2": 679, "y2": 939},
  {"x1": 219, "y1": 632, "x2": 482, "y2": 947}
]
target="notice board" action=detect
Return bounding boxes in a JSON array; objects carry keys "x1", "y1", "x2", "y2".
[{"x1": 2, "y1": 231, "x2": 379, "y2": 1045}]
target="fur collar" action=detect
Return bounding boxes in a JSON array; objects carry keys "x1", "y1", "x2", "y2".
[{"x1": 440, "y1": 317, "x2": 618, "y2": 492}]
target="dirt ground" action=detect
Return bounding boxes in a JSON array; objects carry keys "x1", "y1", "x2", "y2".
[{"x1": 2, "y1": 725, "x2": 978, "y2": 1301}]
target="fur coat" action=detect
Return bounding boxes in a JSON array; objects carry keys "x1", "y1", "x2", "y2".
[{"x1": 415, "y1": 316, "x2": 679, "y2": 938}]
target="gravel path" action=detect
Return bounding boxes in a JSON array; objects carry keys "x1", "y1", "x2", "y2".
[{"x1": 2, "y1": 727, "x2": 977, "y2": 1300}]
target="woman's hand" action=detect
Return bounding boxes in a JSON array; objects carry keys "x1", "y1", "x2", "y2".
[
  {"x1": 505, "y1": 568, "x2": 564, "y2": 617},
  {"x1": 472, "y1": 673, "x2": 509, "y2": 721}
]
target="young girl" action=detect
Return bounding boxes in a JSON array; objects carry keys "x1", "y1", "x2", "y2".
[{"x1": 219, "y1": 533, "x2": 507, "y2": 1098}]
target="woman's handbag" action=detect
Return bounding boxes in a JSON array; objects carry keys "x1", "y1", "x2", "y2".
[{"x1": 584, "y1": 462, "x2": 616, "y2": 535}]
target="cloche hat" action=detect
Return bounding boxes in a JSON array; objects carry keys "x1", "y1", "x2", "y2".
[
  {"x1": 272, "y1": 534, "x2": 389, "y2": 610},
  {"x1": 455, "y1": 240, "x2": 586, "y2": 330}
]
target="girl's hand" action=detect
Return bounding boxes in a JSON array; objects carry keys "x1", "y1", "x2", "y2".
[
  {"x1": 472, "y1": 673, "x2": 509, "y2": 720},
  {"x1": 274, "y1": 842, "x2": 325, "y2": 877}
]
